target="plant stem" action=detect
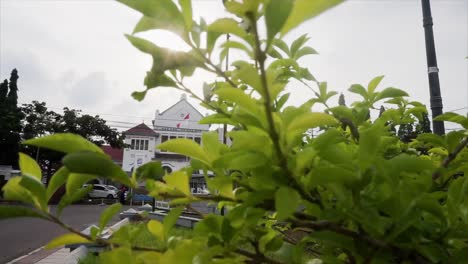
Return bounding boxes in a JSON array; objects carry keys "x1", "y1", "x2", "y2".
[
  {"x1": 248, "y1": 12, "x2": 322, "y2": 208},
  {"x1": 432, "y1": 137, "x2": 468, "y2": 180},
  {"x1": 189, "y1": 43, "x2": 238, "y2": 88},
  {"x1": 234, "y1": 248, "x2": 285, "y2": 264},
  {"x1": 175, "y1": 79, "x2": 231, "y2": 118}
]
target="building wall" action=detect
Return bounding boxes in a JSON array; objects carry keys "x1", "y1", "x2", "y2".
[
  {"x1": 122, "y1": 135, "x2": 156, "y2": 172},
  {"x1": 122, "y1": 96, "x2": 224, "y2": 174},
  {"x1": 153, "y1": 95, "x2": 209, "y2": 131}
]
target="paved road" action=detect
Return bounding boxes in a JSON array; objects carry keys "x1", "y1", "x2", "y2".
[{"x1": 0, "y1": 204, "x2": 130, "y2": 263}]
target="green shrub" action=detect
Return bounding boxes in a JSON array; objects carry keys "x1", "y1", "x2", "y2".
[{"x1": 2, "y1": 0, "x2": 468, "y2": 263}]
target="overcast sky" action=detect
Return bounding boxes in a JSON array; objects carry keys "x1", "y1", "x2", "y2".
[{"x1": 0, "y1": 0, "x2": 467, "y2": 131}]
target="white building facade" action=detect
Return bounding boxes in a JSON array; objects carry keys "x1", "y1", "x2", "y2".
[{"x1": 122, "y1": 94, "x2": 211, "y2": 176}]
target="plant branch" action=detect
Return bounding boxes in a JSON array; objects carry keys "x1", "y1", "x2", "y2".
[
  {"x1": 432, "y1": 137, "x2": 468, "y2": 180},
  {"x1": 188, "y1": 43, "x2": 238, "y2": 88},
  {"x1": 45, "y1": 211, "x2": 164, "y2": 253},
  {"x1": 234, "y1": 248, "x2": 285, "y2": 264},
  {"x1": 175, "y1": 79, "x2": 231, "y2": 118},
  {"x1": 247, "y1": 12, "x2": 322, "y2": 209}
]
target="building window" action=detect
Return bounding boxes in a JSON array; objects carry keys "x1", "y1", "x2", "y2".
[{"x1": 130, "y1": 139, "x2": 149, "y2": 150}]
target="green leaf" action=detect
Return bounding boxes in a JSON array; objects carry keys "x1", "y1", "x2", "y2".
[
  {"x1": 100, "y1": 247, "x2": 133, "y2": 264},
  {"x1": 368, "y1": 75, "x2": 384, "y2": 93},
  {"x1": 132, "y1": 91, "x2": 147, "y2": 101},
  {"x1": 133, "y1": 15, "x2": 185, "y2": 38},
  {"x1": 208, "y1": 18, "x2": 247, "y2": 39},
  {"x1": 290, "y1": 34, "x2": 309, "y2": 57},
  {"x1": 99, "y1": 203, "x2": 122, "y2": 231},
  {"x1": 433, "y1": 112, "x2": 468, "y2": 128},
  {"x1": 62, "y1": 152, "x2": 132, "y2": 186},
  {"x1": 359, "y1": 123, "x2": 383, "y2": 169},
  {"x1": 18, "y1": 153, "x2": 42, "y2": 181},
  {"x1": 23, "y1": 133, "x2": 103, "y2": 154},
  {"x1": 213, "y1": 151, "x2": 268, "y2": 170},
  {"x1": 125, "y1": 34, "x2": 202, "y2": 74},
  {"x1": 0, "y1": 205, "x2": 46, "y2": 220},
  {"x1": 19, "y1": 175, "x2": 47, "y2": 211},
  {"x1": 148, "y1": 220, "x2": 165, "y2": 241},
  {"x1": 119, "y1": 0, "x2": 185, "y2": 37},
  {"x1": 221, "y1": 41, "x2": 253, "y2": 58},
  {"x1": 276, "y1": 93, "x2": 290, "y2": 110},
  {"x1": 265, "y1": 0, "x2": 294, "y2": 45},
  {"x1": 229, "y1": 130, "x2": 272, "y2": 157},
  {"x1": 158, "y1": 138, "x2": 210, "y2": 166},
  {"x1": 309, "y1": 165, "x2": 358, "y2": 186},
  {"x1": 58, "y1": 185, "x2": 92, "y2": 216},
  {"x1": 135, "y1": 161, "x2": 165, "y2": 182},
  {"x1": 294, "y1": 46, "x2": 318, "y2": 60},
  {"x1": 178, "y1": 0, "x2": 193, "y2": 30},
  {"x1": 144, "y1": 71, "x2": 177, "y2": 89},
  {"x1": 215, "y1": 87, "x2": 260, "y2": 115},
  {"x1": 416, "y1": 133, "x2": 446, "y2": 148},
  {"x1": 276, "y1": 187, "x2": 300, "y2": 220},
  {"x1": 46, "y1": 167, "x2": 69, "y2": 201},
  {"x1": 231, "y1": 61, "x2": 262, "y2": 94},
  {"x1": 163, "y1": 171, "x2": 190, "y2": 196},
  {"x1": 163, "y1": 206, "x2": 184, "y2": 238},
  {"x1": 45, "y1": 233, "x2": 91, "y2": 249},
  {"x1": 202, "y1": 132, "x2": 227, "y2": 161},
  {"x1": 348, "y1": 84, "x2": 368, "y2": 99},
  {"x1": 375, "y1": 87, "x2": 409, "y2": 101},
  {"x1": 2, "y1": 177, "x2": 35, "y2": 205},
  {"x1": 259, "y1": 231, "x2": 278, "y2": 253},
  {"x1": 66, "y1": 173, "x2": 96, "y2": 196},
  {"x1": 281, "y1": 0, "x2": 343, "y2": 36},
  {"x1": 389, "y1": 154, "x2": 434, "y2": 173},
  {"x1": 272, "y1": 39, "x2": 290, "y2": 55},
  {"x1": 287, "y1": 112, "x2": 338, "y2": 132}
]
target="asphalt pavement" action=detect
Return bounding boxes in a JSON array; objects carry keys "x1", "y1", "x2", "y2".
[{"x1": 0, "y1": 204, "x2": 129, "y2": 263}]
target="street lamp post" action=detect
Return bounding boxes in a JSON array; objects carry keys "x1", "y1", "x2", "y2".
[{"x1": 421, "y1": 0, "x2": 445, "y2": 135}]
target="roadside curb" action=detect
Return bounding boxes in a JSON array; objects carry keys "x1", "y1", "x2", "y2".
[{"x1": 5, "y1": 247, "x2": 60, "y2": 264}]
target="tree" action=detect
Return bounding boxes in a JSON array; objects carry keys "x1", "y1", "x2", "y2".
[
  {"x1": 2, "y1": 1, "x2": 468, "y2": 263},
  {"x1": 398, "y1": 111, "x2": 433, "y2": 143},
  {"x1": 0, "y1": 69, "x2": 23, "y2": 168},
  {"x1": 20, "y1": 101, "x2": 125, "y2": 183}
]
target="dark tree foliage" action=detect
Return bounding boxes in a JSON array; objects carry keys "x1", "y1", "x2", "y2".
[
  {"x1": 0, "y1": 69, "x2": 24, "y2": 168},
  {"x1": 338, "y1": 93, "x2": 346, "y2": 106},
  {"x1": 20, "y1": 101, "x2": 125, "y2": 183},
  {"x1": 398, "y1": 112, "x2": 432, "y2": 143}
]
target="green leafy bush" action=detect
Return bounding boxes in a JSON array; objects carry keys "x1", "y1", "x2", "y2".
[{"x1": 2, "y1": 0, "x2": 468, "y2": 263}]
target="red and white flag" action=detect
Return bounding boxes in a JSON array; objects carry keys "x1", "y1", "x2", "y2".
[
  {"x1": 184, "y1": 113, "x2": 190, "y2": 120},
  {"x1": 176, "y1": 123, "x2": 181, "y2": 128}
]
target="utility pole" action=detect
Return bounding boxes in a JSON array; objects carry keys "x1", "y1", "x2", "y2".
[{"x1": 421, "y1": 0, "x2": 445, "y2": 135}]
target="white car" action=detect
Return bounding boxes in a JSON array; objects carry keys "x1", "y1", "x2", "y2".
[{"x1": 83, "y1": 184, "x2": 118, "y2": 199}]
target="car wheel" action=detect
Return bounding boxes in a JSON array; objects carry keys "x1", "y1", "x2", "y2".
[{"x1": 107, "y1": 194, "x2": 114, "y2": 199}]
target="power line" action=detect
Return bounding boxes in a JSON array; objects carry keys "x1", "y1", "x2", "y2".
[{"x1": 447, "y1": 106, "x2": 468, "y2": 112}]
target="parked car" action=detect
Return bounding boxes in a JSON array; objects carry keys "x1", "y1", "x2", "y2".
[{"x1": 83, "y1": 184, "x2": 118, "y2": 199}]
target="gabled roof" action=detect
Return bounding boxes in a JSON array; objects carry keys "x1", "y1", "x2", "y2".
[
  {"x1": 124, "y1": 123, "x2": 157, "y2": 137},
  {"x1": 159, "y1": 96, "x2": 204, "y2": 119},
  {"x1": 101, "y1": 145, "x2": 123, "y2": 162}
]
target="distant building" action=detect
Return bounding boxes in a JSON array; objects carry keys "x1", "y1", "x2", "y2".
[
  {"x1": 120, "y1": 94, "x2": 221, "y2": 191},
  {"x1": 101, "y1": 145, "x2": 124, "y2": 167}
]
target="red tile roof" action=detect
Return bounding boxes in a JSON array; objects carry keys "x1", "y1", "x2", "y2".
[
  {"x1": 124, "y1": 123, "x2": 157, "y2": 137},
  {"x1": 101, "y1": 145, "x2": 123, "y2": 162}
]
